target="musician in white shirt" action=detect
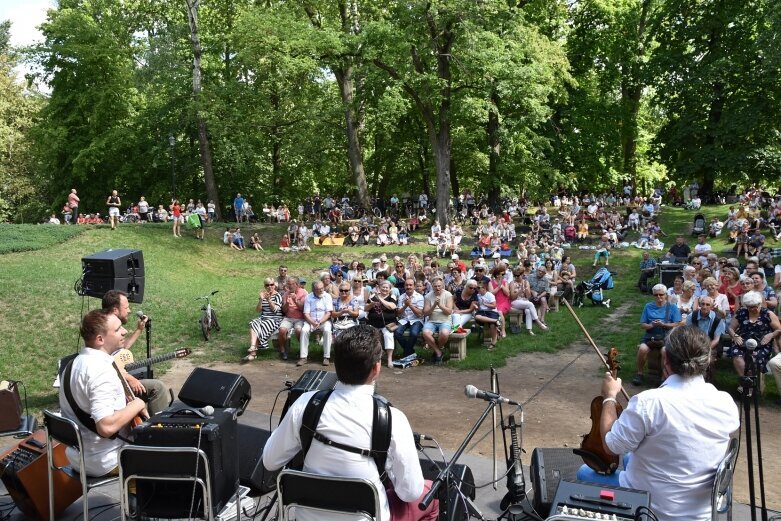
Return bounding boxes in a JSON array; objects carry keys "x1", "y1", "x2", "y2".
[{"x1": 59, "y1": 310, "x2": 147, "y2": 476}]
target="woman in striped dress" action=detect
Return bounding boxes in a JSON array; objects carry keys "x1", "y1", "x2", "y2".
[{"x1": 244, "y1": 277, "x2": 283, "y2": 361}]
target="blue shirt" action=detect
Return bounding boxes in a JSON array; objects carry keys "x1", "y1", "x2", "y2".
[
  {"x1": 640, "y1": 258, "x2": 657, "y2": 271},
  {"x1": 686, "y1": 310, "x2": 726, "y2": 339},
  {"x1": 234, "y1": 196, "x2": 244, "y2": 210},
  {"x1": 640, "y1": 301, "x2": 681, "y2": 338}
]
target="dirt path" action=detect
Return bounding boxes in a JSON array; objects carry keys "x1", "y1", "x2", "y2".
[{"x1": 163, "y1": 316, "x2": 780, "y2": 509}]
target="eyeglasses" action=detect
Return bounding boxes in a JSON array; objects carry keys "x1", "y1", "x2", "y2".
[
  {"x1": 692, "y1": 262, "x2": 701, "y2": 265},
  {"x1": 653, "y1": 293, "x2": 666, "y2": 297}
]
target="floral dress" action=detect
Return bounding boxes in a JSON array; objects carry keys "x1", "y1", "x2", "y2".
[{"x1": 727, "y1": 307, "x2": 774, "y2": 372}]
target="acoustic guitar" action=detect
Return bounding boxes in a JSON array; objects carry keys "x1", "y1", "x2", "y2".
[{"x1": 113, "y1": 347, "x2": 192, "y2": 372}]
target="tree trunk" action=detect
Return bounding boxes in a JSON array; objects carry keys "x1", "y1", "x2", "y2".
[
  {"x1": 271, "y1": 90, "x2": 282, "y2": 193},
  {"x1": 184, "y1": 0, "x2": 221, "y2": 219},
  {"x1": 486, "y1": 89, "x2": 501, "y2": 207},
  {"x1": 334, "y1": 66, "x2": 371, "y2": 210},
  {"x1": 701, "y1": 81, "x2": 724, "y2": 198}
]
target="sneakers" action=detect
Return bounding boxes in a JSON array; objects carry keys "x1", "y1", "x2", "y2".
[
  {"x1": 322, "y1": 358, "x2": 330, "y2": 367},
  {"x1": 296, "y1": 358, "x2": 307, "y2": 367},
  {"x1": 631, "y1": 374, "x2": 644, "y2": 386},
  {"x1": 432, "y1": 354, "x2": 443, "y2": 366},
  {"x1": 280, "y1": 351, "x2": 288, "y2": 361}
]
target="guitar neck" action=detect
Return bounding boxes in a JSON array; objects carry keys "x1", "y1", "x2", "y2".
[{"x1": 124, "y1": 352, "x2": 180, "y2": 372}]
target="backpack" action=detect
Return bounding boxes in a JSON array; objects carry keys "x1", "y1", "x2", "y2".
[{"x1": 298, "y1": 389, "x2": 392, "y2": 479}]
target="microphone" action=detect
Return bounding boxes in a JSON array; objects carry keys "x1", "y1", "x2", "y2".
[
  {"x1": 464, "y1": 385, "x2": 520, "y2": 406},
  {"x1": 136, "y1": 310, "x2": 150, "y2": 322},
  {"x1": 745, "y1": 338, "x2": 758, "y2": 351}
]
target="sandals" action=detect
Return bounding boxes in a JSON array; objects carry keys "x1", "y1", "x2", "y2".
[
  {"x1": 487, "y1": 343, "x2": 496, "y2": 351},
  {"x1": 242, "y1": 348, "x2": 257, "y2": 362}
]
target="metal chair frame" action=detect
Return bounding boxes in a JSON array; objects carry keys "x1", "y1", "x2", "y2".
[
  {"x1": 43, "y1": 410, "x2": 118, "y2": 521},
  {"x1": 711, "y1": 437, "x2": 740, "y2": 521},
  {"x1": 118, "y1": 444, "x2": 239, "y2": 521},
  {"x1": 276, "y1": 468, "x2": 381, "y2": 521}
]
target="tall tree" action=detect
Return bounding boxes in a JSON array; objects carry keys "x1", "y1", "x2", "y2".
[{"x1": 184, "y1": 0, "x2": 221, "y2": 218}]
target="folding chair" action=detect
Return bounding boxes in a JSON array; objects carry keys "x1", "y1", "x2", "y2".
[{"x1": 276, "y1": 468, "x2": 381, "y2": 521}]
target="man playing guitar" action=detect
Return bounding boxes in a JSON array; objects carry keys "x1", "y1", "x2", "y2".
[
  {"x1": 59, "y1": 309, "x2": 148, "y2": 476},
  {"x1": 102, "y1": 290, "x2": 170, "y2": 414}
]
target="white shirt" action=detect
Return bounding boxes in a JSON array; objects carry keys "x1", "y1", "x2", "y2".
[
  {"x1": 58, "y1": 348, "x2": 128, "y2": 476},
  {"x1": 262, "y1": 382, "x2": 424, "y2": 521},
  {"x1": 304, "y1": 291, "x2": 333, "y2": 322},
  {"x1": 606, "y1": 375, "x2": 739, "y2": 521},
  {"x1": 398, "y1": 291, "x2": 424, "y2": 324}
]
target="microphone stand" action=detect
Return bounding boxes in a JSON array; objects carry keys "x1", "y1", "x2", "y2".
[
  {"x1": 419, "y1": 400, "x2": 495, "y2": 519},
  {"x1": 738, "y1": 346, "x2": 768, "y2": 521},
  {"x1": 144, "y1": 318, "x2": 153, "y2": 379}
]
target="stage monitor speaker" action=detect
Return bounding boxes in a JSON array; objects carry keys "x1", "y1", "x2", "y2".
[
  {"x1": 530, "y1": 447, "x2": 582, "y2": 518},
  {"x1": 420, "y1": 458, "x2": 475, "y2": 521},
  {"x1": 237, "y1": 424, "x2": 278, "y2": 494},
  {"x1": 132, "y1": 407, "x2": 239, "y2": 518},
  {"x1": 280, "y1": 370, "x2": 338, "y2": 419},
  {"x1": 0, "y1": 432, "x2": 82, "y2": 521},
  {"x1": 549, "y1": 480, "x2": 650, "y2": 520},
  {"x1": 81, "y1": 275, "x2": 145, "y2": 303},
  {"x1": 659, "y1": 264, "x2": 684, "y2": 288},
  {"x1": 178, "y1": 368, "x2": 251, "y2": 414},
  {"x1": 81, "y1": 248, "x2": 145, "y2": 278}
]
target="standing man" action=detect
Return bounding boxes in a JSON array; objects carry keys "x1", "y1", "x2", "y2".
[
  {"x1": 67, "y1": 189, "x2": 80, "y2": 224},
  {"x1": 106, "y1": 190, "x2": 121, "y2": 230},
  {"x1": 101, "y1": 290, "x2": 170, "y2": 414},
  {"x1": 279, "y1": 276, "x2": 308, "y2": 362},
  {"x1": 299, "y1": 281, "x2": 334, "y2": 367},
  {"x1": 233, "y1": 193, "x2": 245, "y2": 223},
  {"x1": 586, "y1": 326, "x2": 738, "y2": 521},
  {"x1": 275, "y1": 265, "x2": 289, "y2": 289},
  {"x1": 59, "y1": 309, "x2": 148, "y2": 476},
  {"x1": 262, "y1": 326, "x2": 439, "y2": 521},
  {"x1": 394, "y1": 278, "x2": 425, "y2": 357},
  {"x1": 421, "y1": 277, "x2": 454, "y2": 365}
]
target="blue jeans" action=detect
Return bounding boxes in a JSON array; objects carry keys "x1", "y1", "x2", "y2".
[
  {"x1": 394, "y1": 321, "x2": 423, "y2": 356},
  {"x1": 575, "y1": 454, "x2": 630, "y2": 486}
]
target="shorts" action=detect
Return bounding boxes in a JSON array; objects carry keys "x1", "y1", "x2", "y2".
[
  {"x1": 423, "y1": 321, "x2": 452, "y2": 335},
  {"x1": 475, "y1": 309, "x2": 500, "y2": 320},
  {"x1": 279, "y1": 317, "x2": 305, "y2": 332},
  {"x1": 109, "y1": 207, "x2": 120, "y2": 217}
]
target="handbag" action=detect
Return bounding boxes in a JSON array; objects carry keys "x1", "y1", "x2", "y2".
[{"x1": 0, "y1": 380, "x2": 23, "y2": 432}]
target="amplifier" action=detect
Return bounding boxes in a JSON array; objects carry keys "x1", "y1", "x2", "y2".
[
  {"x1": 420, "y1": 458, "x2": 475, "y2": 521},
  {"x1": 0, "y1": 431, "x2": 82, "y2": 521},
  {"x1": 548, "y1": 480, "x2": 650, "y2": 521},
  {"x1": 236, "y1": 424, "x2": 278, "y2": 494},
  {"x1": 280, "y1": 370, "x2": 338, "y2": 418},
  {"x1": 132, "y1": 407, "x2": 239, "y2": 518},
  {"x1": 530, "y1": 448, "x2": 583, "y2": 518}
]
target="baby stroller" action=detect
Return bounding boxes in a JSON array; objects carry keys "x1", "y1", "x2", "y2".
[
  {"x1": 573, "y1": 267, "x2": 614, "y2": 308},
  {"x1": 691, "y1": 213, "x2": 706, "y2": 236}
]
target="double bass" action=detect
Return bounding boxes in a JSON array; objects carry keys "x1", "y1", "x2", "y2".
[{"x1": 562, "y1": 299, "x2": 630, "y2": 475}]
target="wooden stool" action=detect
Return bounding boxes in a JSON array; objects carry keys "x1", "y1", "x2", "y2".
[{"x1": 507, "y1": 309, "x2": 525, "y2": 333}]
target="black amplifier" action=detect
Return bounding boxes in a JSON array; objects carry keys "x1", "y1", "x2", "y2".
[
  {"x1": 280, "y1": 370, "x2": 338, "y2": 418},
  {"x1": 132, "y1": 407, "x2": 239, "y2": 518},
  {"x1": 548, "y1": 480, "x2": 650, "y2": 521}
]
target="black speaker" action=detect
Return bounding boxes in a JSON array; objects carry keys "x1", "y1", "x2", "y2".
[
  {"x1": 132, "y1": 407, "x2": 239, "y2": 518},
  {"x1": 81, "y1": 248, "x2": 145, "y2": 278},
  {"x1": 659, "y1": 264, "x2": 684, "y2": 288},
  {"x1": 81, "y1": 276, "x2": 145, "y2": 303},
  {"x1": 237, "y1": 424, "x2": 278, "y2": 494},
  {"x1": 419, "y1": 458, "x2": 475, "y2": 521},
  {"x1": 530, "y1": 448, "x2": 582, "y2": 518},
  {"x1": 280, "y1": 370, "x2": 338, "y2": 419},
  {"x1": 81, "y1": 249, "x2": 145, "y2": 303},
  {"x1": 178, "y1": 368, "x2": 251, "y2": 414}
]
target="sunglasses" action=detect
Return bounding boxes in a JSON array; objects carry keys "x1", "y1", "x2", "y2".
[
  {"x1": 265, "y1": 283, "x2": 275, "y2": 287},
  {"x1": 653, "y1": 293, "x2": 666, "y2": 297},
  {"x1": 339, "y1": 289, "x2": 350, "y2": 293}
]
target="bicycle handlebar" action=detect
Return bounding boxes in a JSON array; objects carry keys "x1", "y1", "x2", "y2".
[{"x1": 195, "y1": 290, "x2": 219, "y2": 301}]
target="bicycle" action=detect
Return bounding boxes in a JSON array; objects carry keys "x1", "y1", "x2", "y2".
[{"x1": 196, "y1": 290, "x2": 221, "y2": 340}]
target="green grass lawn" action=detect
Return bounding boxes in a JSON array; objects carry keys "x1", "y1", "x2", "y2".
[{"x1": 0, "y1": 208, "x2": 776, "y2": 414}]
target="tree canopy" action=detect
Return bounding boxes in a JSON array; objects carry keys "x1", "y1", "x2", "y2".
[{"x1": 0, "y1": 0, "x2": 778, "y2": 221}]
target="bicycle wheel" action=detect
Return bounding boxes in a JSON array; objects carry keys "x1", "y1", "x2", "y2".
[
  {"x1": 373, "y1": 207, "x2": 382, "y2": 219},
  {"x1": 200, "y1": 310, "x2": 210, "y2": 341},
  {"x1": 211, "y1": 309, "x2": 221, "y2": 332}
]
